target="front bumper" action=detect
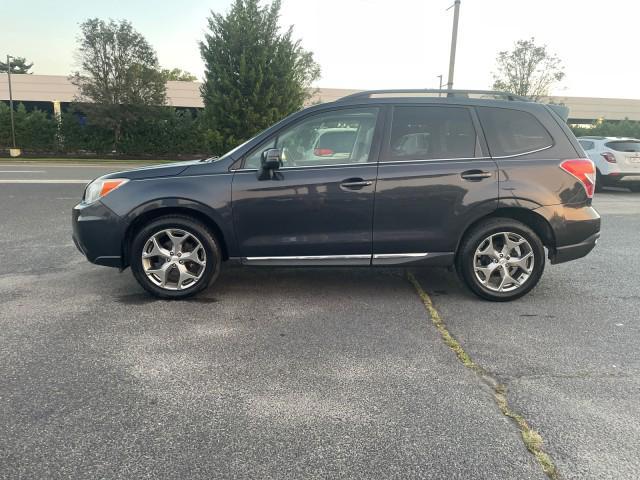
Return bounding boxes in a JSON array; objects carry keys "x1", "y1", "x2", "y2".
[{"x1": 72, "y1": 201, "x2": 125, "y2": 268}]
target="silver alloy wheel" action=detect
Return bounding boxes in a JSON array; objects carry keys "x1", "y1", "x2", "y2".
[
  {"x1": 141, "y1": 228, "x2": 207, "y2": 291},
  {"x1": 473, "y1": 231, "x2": 534, "y2": 293}
]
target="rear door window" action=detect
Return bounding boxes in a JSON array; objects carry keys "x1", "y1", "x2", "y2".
[
  {"x1": 385, "y1": 106, "x2": 477, "y2": 161},
  {"x1": 604, "y1": 141, "x2": 640, "y2": 152},
  {"x1": 477, "y1": 107, "x2": 553, "y2": 157}
]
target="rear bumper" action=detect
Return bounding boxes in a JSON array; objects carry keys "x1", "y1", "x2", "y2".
[
  {"x1": 601, "y1": 172, "x2": 640, "y2": 185},
  {"x1": 534, "y1": 203, "x2": 601, "y2": 265},
  {"x1": 72, "y1": 201, "x2": 124, "y2": 268},
  {"x1": 550, "y1": 232, "x2": 600, "y2": 264}
]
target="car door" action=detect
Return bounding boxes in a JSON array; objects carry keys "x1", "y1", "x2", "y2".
[
  {"x1": 232, "y1": 106, "x2": 382, "y2": 264},
  {"x1": 372, "y1": 104, "x2": 498, "y2": 264}
]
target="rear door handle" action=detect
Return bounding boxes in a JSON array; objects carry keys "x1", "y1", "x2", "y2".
[
  {"x1": 341, "y1": 178, "x2": 373, "y2": 189},
  {"x1": 461, "y1": 170, "x2": 492, "y2": 181}
]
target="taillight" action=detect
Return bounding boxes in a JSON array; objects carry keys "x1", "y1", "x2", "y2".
[
  {"x1": 560, "y1": 159, "x2": 596, "y2": 198},
  {"x1": 314, "y1": 148, "x2": 334, "y2": 156},
  {"x1": 601, "y1": 152, "x2": 616, "y2": 163}
]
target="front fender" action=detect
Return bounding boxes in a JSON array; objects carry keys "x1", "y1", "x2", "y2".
[{"x1": 101, "y1": 173, "x2": 237, "y2": 259}]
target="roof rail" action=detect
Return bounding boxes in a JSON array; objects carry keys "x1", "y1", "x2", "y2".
[{"x1": 338, "y1": 89, "x2": 531, "y2": 102}]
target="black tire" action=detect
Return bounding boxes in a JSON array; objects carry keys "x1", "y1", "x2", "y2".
[
  {"x1": 595, "y1": 170, "x2": 604, "y2": 193},
  {"x1": 456, "y1": 218, "x2": 545, "y2": 302},
  {"x1": 130, "y1": 215, "x2": 221, "y2": 299},
  {"x1": 628, "y1": 184, "x2": 640, "y2": 193}
]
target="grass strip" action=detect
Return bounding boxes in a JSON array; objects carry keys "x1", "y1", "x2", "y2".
[{"x1": 407, "y1": 271, "x2": 559, "y2": 480}]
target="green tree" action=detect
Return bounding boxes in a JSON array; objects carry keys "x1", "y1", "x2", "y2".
[
  {"x1": 200, "y1": 0, "x2": 320, "y2": 152},
  {"x1": 162, "y1": 68, "x2": 197, "y2": 81},
  {"x1": 0, "y1": 103, "x2": 57, "y2": 149},
  {"x1": 69, "y1": 18, "x2": 166, "y2": 149},
  {"x1": 492, "y1": 38, "x2": 564, "y2": 100},
  {"x1": 571, "y1": 119, "x2": 640, "y2": 139},
  {"x1": 0, "y1": 56, "x2": 34, "y2": 74}
]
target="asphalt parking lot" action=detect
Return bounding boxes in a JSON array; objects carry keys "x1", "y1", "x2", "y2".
[{"x1": 1, "y1": 163, "x2": 639, "y2": 479}]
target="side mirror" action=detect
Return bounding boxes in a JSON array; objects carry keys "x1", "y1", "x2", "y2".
[
  {"x1": 258, "y1": 149, "x2": 282, "y2": 180},
  {"x1": 261, "y1": 149, "x2": 282, "y2": 170}
]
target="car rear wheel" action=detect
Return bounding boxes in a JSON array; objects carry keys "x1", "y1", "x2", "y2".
[
  {"x1": 130, "y1": 215, "x2": 221, "y2": 299},
  {"x1": 456, "y1": 218, "x2": 545, "y2": 301},
  {"x1": 595, "y1": 169, "x2": 604, "y2": 193}
]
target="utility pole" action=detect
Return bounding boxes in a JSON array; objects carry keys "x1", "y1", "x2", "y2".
[
  {"x1": 6, "y1": 55, "x2": 17, "y2": 148},
  {"x1": 446, "y1": 0, "x2": 461, "y2": 90}
]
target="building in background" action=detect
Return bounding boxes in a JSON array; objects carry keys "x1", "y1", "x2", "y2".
[{"x1": 2, "y1": 74, "x2": 640, "y2": 125}]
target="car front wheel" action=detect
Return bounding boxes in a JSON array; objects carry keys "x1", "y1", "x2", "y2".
[
  {"x1": 130, "y1": 215, "x2": 221, "y2": 299},
  {"x1": 456, "y1": 218, "x2": 545, "y2": 301}
]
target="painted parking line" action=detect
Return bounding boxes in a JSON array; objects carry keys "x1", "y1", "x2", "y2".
[{"x1": 0, "y1": 179, "x2": 90, "y2": 184}]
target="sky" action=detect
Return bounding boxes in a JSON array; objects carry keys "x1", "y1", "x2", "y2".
[{"x1": 1, "y1": 0, "x2": 638, "y2": 98}]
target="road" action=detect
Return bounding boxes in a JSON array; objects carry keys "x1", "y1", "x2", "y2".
[
  {"x1": 1, "y1": 162, "x2": 638, "y2": 479},
  {"x1": 0, "y1": 162, "x2": 152, "y2": 183}
]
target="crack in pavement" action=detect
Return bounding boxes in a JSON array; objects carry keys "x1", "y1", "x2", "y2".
[{"x1": 407, "y1": 271, "x2": 559, "y2": 480}]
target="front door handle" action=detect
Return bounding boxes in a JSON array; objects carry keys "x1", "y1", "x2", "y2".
[
  {"x1": 341, "y1": 178, "x2": 373, "y2": 189},
  {"x1": 460, "y1": 170, "x2": 492, "y2": 181}
]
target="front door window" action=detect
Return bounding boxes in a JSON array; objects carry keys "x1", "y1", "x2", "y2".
[{"x1": 243, "y1": 108, "x2": 379, "y2": 169}]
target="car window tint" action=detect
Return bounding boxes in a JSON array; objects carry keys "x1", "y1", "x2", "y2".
[
  {"x1": 579, "y1": 140, "x2": 595, "y2": 150},
  {"x1": 604, "y1": 141, "x2": 640, "y2": 152},
  {"x1": 244, "y1": 138, "x2": 276, "y2": 169},
  {"x1": 315, "y1": 131, "x2": 358, "y2": 154},
  {"x1": 477, "y1": 107, "x2": 553, "y2": 157},
  {"x1": 386, "y1": 106, "x2": 476, "y2": 161},
  {"x1": 243, "y1": 108, "x2": 378, "y2": 169}
]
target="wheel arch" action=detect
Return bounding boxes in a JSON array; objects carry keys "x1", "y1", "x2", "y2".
[
  {"x1": 122, "y1": 201, "x2": 231, "y2": 267},
  {"x1": 455, "y1": 207, "x2": 556, "y2": 261}
]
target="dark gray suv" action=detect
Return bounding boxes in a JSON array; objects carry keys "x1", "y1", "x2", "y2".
[{"x1": 72, "y1": 90, "x2": 601, "y2": 301}]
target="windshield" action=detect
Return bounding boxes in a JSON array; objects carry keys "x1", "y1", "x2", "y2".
[
  {"x1": 216, "y1": 134, "x2": 261, "y2": 161},
  {"x1": 216, "y1": 112, "x2": 299, "y2": 161}
]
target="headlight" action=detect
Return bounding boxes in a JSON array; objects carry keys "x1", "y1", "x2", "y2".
[{"x1": 83, "y1": 178, "x2": 129, "y2": 204}]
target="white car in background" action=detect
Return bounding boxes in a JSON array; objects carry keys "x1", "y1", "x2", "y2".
[{"x1": 578, "y1": 137, "x2": 640, "y2": 192}]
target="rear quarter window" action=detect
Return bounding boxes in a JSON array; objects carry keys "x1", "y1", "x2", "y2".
[
  {"x1": 578, "y1": 140, "x2": 595, "y2": 150},
  {"x1": 604, "y1": 141, "x2": 640, "y2": 152},
  {"x1": 477, "y1": 107, "x2": 553, "y2": 157}
]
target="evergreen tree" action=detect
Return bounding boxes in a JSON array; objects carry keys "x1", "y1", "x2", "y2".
[
  {"x1": 199, "y1": 0, "x2": 320, "y2": 152},
  {"x1": 0, "y1": 56, "x2": 34, "y2": 74}
]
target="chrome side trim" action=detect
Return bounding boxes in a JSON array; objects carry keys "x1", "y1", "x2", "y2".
[
  {"x1": 240, "y1": 252, "x2": 445, "y2": 266},
  {"x1": 491, "y1": 144, "x2": 554, "y2": 159},
  {"x1": 243, "y1": 254, "x2": 371, "y2": 266},
  {"x1": 378, "y1": 157, "x2": 492, "y2": 165},
  {"x1": 247, "y1": 255, "x2": 371, "y2": 261},
  {"x1": 373, "y1": 253, "x2": 429, "y2": 259},
  {"x1": 372, "y1": 253, "x2": 429, "y2": 265}
]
